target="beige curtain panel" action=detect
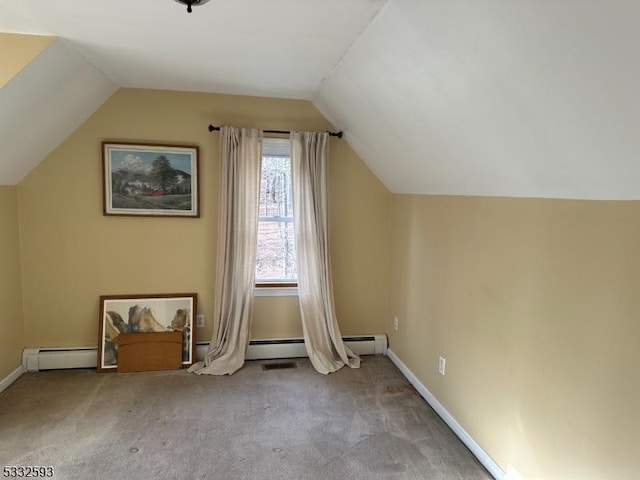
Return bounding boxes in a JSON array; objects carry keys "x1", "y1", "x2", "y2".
[
  {"x1": 189, "y1": 126, "x2": 262, "y2": 376},
  {"x1": 291, "y1": 131, "x2": 360, "y2": 375}
]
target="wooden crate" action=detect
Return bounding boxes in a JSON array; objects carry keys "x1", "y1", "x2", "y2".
[{"x1": 116, "y1": 331, "x2": 183, "y2": 373}]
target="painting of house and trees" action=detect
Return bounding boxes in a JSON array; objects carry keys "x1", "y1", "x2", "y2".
[{"x1": 102, "y1": 142, "x2": 199, "y2": 217}]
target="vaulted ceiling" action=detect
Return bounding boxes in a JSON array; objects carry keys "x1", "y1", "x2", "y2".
[{"x1": 2, "y1": 0, "x2": 640, "y2": 199}]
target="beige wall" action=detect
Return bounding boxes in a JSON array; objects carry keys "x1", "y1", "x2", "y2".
[
  {"x1": 0, "y1": 187, "x2": 24, "y2": 378},
  {"x1": 17, "y1": 88, "x2": 391, "y2": 348},
  {"x1": 0, "y1": 33, "x2": 55, "y2": 88},
  {"x1": 389, "y1": 194, "x2": 640, "y2": 479}
]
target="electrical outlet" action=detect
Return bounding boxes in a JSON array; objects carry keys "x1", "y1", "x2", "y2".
[
  {"x1": 196, "y1": 314, "x2": 205, "y2": 328},
  {"x1": 438, "y1": 356, "x2": 446, "y2": 375},
  {"x1": 393, "y1": 316, "x2": 399, "y2": 332}
]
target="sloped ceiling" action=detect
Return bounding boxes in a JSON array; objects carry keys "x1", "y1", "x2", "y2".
[
  {"x1": 0, "y1": 38, "x2": 116, "y2": 184},
  {"x1": 2, "y1": 0, "x2": 640, "y2": 198},
  {"x1": 315, "y1": 1, "x2": 640, "y2": 199}
]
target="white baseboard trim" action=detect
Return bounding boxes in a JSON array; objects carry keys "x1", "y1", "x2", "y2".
[
  {"x1": 0, "y1": 365, "x2": 24, "y2": 394},
  {"x1": 22, "y1": 335, "x2": 387, "y2": 372},
  {"x1": 387, "y1": 348, "x2": 504, "y2": 480}
]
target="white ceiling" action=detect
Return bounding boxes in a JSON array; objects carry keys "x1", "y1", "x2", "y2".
[
  {"x1": 3, "y1": 0, "x2": 640, "y2": 198},
  {"x1": 0, "y1": 0, "x2": 386, "y2": 99}
]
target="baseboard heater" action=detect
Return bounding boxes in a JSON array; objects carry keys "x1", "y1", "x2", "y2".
[{"x1": 22, "y1": 335, "x2": 387, "y2": 372}]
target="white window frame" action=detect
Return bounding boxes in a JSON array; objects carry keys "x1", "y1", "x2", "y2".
[{"x1": 255, "y1": 137, "x2": 298, "y2": 294}]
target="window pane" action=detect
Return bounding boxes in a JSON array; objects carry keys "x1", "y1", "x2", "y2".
[
  {"x1": 256, "y1": 220, "x2": 296, "y2": 281},
  {"x1": 259, "y1": 156, "x2": 292, "y2": 217}
]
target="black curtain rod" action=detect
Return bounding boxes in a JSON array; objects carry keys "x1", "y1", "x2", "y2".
[{"x1": 208, "y1": 124, "x2": 343, "y2": 139}]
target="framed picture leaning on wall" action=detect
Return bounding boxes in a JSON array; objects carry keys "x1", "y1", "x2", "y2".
[
  {"x1": 98, "y1": 293, "x2": 197, "y2": 372},
  {"x1": 102, "y1": 142, "x2": 199, "y2": 217}
]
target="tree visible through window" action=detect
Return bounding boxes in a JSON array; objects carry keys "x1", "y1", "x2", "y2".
[{"x1": 256, "y1": 138, "x2": 296, "y2": 284}]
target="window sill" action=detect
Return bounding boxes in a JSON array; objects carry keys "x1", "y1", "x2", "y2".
[{"x1": 254, "y1": 286, "x2": 298, "y2": 297}]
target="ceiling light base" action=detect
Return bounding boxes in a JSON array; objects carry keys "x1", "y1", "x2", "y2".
[{"x1": 175, "y1": 0, "x2": 210, "y2": 13}]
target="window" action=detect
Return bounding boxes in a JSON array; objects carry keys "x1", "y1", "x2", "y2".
[{"x1": 255, "y1": 138, "x2": 296, "y2": 286}]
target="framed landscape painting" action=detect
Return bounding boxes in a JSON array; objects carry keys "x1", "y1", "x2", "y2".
[
  {"x1": 97, "y1": 293, "x2": 197, "y2": 372},
  {"x1": 103, "y1": 142, "x2": 199, "y2": 217}
]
